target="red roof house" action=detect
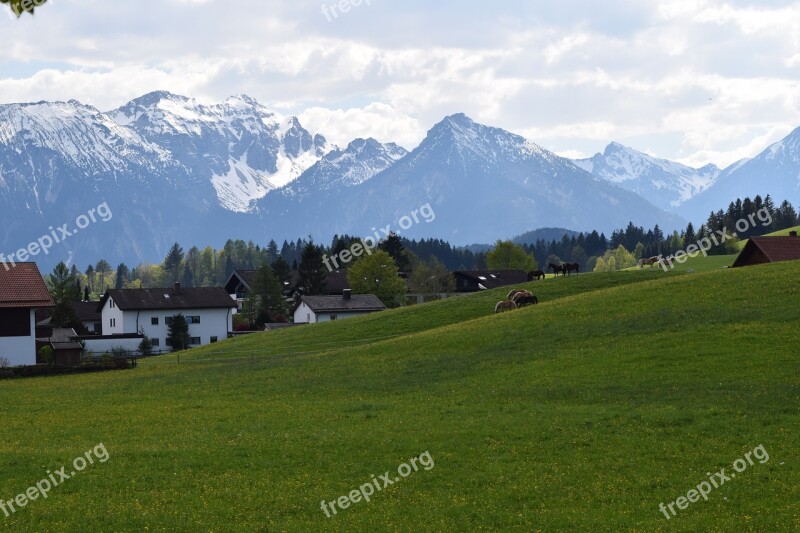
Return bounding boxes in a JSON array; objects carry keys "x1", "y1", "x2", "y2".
[
  {"x1": 0, "y1": 263, "x2": 54, "y2": 367},
  {"x1": 732, "y1": 232, "x2": 800, "y2": 268}
]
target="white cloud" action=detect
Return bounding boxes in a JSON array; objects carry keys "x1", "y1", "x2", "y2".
[{"x1": 0, "y1": 0, "x2": 798, "y2": 169}]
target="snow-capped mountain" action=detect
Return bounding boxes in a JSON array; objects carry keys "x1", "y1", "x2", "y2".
[
  {"x1": 678, "y1": 127, "x2": 800, "y2": 220},
  {"x1": 574, "y1": 142, "x2": 720, "y2": 210},
  {"x1": 257, "y1": 114, "x2": 685, "y2": 243},
  {"x1": 0, "y1": 95, "x2": 702, "y2": 269},
  {"x1": 279, "y1": 138, "x2": 407, "y2": 199},
  {"x1": 110, "y1": 91, "x2": 329, "y2": 213}
]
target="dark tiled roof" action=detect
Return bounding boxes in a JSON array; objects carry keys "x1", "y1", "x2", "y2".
[
  {"x1": 733, "y1": 236, "x2": 800, "y2": 267},
  {"x1": 224, "y1": 270, "x2": 257, "y2": 293},
  {"x1": 749, "y1": 236, "x2": 800, "y2": 261},
  {"x1": 0, "y1": 263, "x2": 54, "y2": 308},
  {"x1": 48, "y1": 328, "x2": 82, "y2": 350},
  {"x1": 72, "y1": 301, "x2": 102, "y2": 321},
  {"x1": 300, "y1": 294, "x2": 386, "y2": 313},
  {"x1": 98, "y1": 286, "x2": 237, "y2": 311},
  {"x1": 453, "y1": 270, "x2": 529, "y2": 289}
]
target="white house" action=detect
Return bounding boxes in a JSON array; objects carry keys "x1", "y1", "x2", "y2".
[
  {"x1": 0, "y1": 263, "x2": 54, "y2": 367},
  {"x1": 293, "y1": 290, "x2": 386, "y2": 324},
  {"x1": 97, "y1": 283, "x2": 236, "y2": 352}
]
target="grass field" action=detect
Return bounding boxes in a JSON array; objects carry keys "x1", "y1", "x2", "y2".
[
  {"x1": 1, "y1": 264, "x2": 798, "y2": 531},
  {"x1": 623, "y1": 253, "x2": 736, "y2": 273}
]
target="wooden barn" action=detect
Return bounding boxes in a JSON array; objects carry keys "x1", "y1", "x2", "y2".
[{"x1": 732, "y1": 231, "x2": 800, "y2": 268}]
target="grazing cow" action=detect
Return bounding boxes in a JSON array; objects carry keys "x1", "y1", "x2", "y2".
[
  {"x1": 515, "y1": 295, "x2": 538, "y2": 307},
  {"x1": 495, "y1": 300, "x2": 518, "y2": 313},
  {"x1": 527, "y1": 270, "x2": 546, "y2": 281}
]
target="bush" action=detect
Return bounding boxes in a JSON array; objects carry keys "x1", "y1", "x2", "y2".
[
  {"x1": 0, "y1": 357, "x2": 10, "y2": 368},
  {"x1": 38, "y1": 345, "x2": 55, "y2": 365},
  {"x1": 111, "y1": 347, "x2": 128, "y2": 358}
]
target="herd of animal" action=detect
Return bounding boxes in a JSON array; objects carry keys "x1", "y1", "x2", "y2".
[
  {"x1": 495, "y1": 262, "x2": 580, "y2": 313},
  {"x1": 495, "y1": 289, "x2": 539, "y2": 313},
  {"x1": 548, "y1": 262, "x2": 580, "y2": 276}
]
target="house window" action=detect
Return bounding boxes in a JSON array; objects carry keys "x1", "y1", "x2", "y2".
[
  {"x1": 110, "y1": 318, "x2": 116, "y2": 328},
  {"x1": 151, "y1": 338, "x2": 160, "y2": 347},
  {"x1": 189, "y1": 337, "x2": 201, "y2": 346},
  {"x1": 151, "y1": 317, "x2": 159, "y2": 325},
  {"x1": 307, "y1": 313, "x2": 311, "y2": 322},
  {"x1": 165, "y1": 317, "x2": 173, "y2": 326},
  {"x1": 0, "y1": 309, "x2": 30, "y2": 337},
  {"x1": 330, "y1": 314, "x2": 337, "y2": 321},
  {"x1": 109, "y1": 299, "x2": 116, "y2": 308},
  {"x1": 187, "y1": 316, "x2": 201, "y2": 324},
  {"x1": 92, "y1": 322, "x2": 101, "y2": 333},
  {"x1": 210, "y1": 336, "x2": 218, "y2": 343}
]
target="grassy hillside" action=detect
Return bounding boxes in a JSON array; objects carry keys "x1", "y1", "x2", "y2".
[
  {"x1": 1, "y1": 264, "x2": 798, "y2": 531},
  {"x1": 766, "y1": 225, "x2": 800, "y2": 237},
  {"x1": 174, "y1": 270, "x2": 672, "y2": 363},
  {"x1": 623, "y1": 253, "x2": 736, "y2": 273}
]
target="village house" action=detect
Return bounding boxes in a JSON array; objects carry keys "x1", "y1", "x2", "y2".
[
  {"x1": 95, "y1": 283, "x2": 236, "y2": 352},
  {"x1": 452, "y1": 270, "x2": 529, "y2": 292},
  {"x1": 225, "y1": 269, "x2": 299, "y2": 308},
  {"x1": 293, "y1": 290, "x2": 386, "y2": 324},
  {"x1": 0, "y1": 263, "x2": 54, "y2": 367},
  {"x1": 733, "y1": 231, "x2": 800, "y2": 268}
]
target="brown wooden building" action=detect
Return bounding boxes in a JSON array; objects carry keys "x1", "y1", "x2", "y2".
[{"x1": 732, "y1": 232, "x2": 800, "y2": 268}]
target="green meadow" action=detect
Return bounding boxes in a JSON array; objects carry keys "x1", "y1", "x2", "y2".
[{"x1": 1, "y1": 264, "x2": 798, "y2": 531}]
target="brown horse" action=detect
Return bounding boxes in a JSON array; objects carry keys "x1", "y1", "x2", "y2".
[
  {"x1": 515, "y1": 295, "x2": 538, "y2": 307},
  {"x1": 564, "y1": 263, "x2": 580, "y2": 276},
  {"x1": 495, "y1": 300, "x2": 518, "y2": 313},
  {"x1": 548, "y1": 263, "x2": 566, "y2": 277},
  {"x1": 511, "y1": 290, "x2": 533, "y2": 304},
  {"x1": 507, "y1": 289, "x2": 524, "y2": 300},
  {"x1": 638, "y1": 256, "x2": 660, "y2": 269},
  {"x1": 527, "y1": 270, "x2": 546, "y2": 281}
]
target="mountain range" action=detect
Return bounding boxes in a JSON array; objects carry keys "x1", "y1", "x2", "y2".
[{"x1": 1, "y1": 91, "x2": 799, "y2": 270}]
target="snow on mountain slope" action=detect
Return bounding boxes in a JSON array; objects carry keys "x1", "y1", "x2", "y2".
[
  {"x1": 280, "y1": 138, "x2": 408, "y2": 199},
  {"x1": 575, "y1": 142, "x2": 720, "y2": 210},
  {"x1": 678, "y1": 126, "x2": 800, "y2": 221},
  {"x1": 258, "y1": 113, "x2": 685, "y2": 243},
  {"x1": 110, "y1": 92, "x2": 329, "y2": 212}
]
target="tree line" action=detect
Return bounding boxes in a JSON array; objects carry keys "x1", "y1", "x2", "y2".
[{"x1": 64, "y1": 193, "x2": 800, "y2": 298}]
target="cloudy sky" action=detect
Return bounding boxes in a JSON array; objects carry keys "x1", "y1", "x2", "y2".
[{"x1": 1, "y1": 0, "x2": 799, "y2": 167}]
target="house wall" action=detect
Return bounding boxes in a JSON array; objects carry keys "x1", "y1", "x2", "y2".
[
  {"x1": 315, "y1": 311, "x2": 374, "y2": 323},
  {"x1": 101, "y1": 297, "x2": 125, "y2": 335},
  {"x1": 82, "y1": 336, "x2": 144, "y2": 356},
  {"x1": 293, "y1": 302, "x2": 317, "y2": 324},
  {"x1": 98, "y1": 306, "x2": 233, "y2": 351},
  {"x1": 293, "y1": 303, "x2": 378, "y2": 324},
  {"x1": 0, "y1": 309, "x2": 37, "y2": 367}
]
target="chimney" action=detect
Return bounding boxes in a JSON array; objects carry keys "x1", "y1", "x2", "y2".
[
  {"x1": 343, "y1": 289, "x2": 352, "y2": 301},
  {"x1": 790, "y1": 231, "x2": 798, "y2": 237},
  {"x1": 174, "y1": 282, "x2": 181, "y2": 295}
]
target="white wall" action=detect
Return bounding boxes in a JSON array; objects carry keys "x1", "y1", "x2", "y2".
[
  {"x1": 100, "y1": 297, "x2": 125, "y2": 335},
  {"x1": 0, "y1": 309, "x2": 36, "y2": 367},
  {"x1": 293, "y1": 302, "x2": 376, "y2": 324},
  {"x1": 99, "y1": 304, "x2": 233, "y2": 352},
  {"x1": 293, "y1": 302, "x2": 316, "y2": 324},
  {"x1": 316, "y1": 311, "x2": 373, "y2": 323},
  {"x1": 83, "y1": 336, "x2": 143, "y2": 356}
]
